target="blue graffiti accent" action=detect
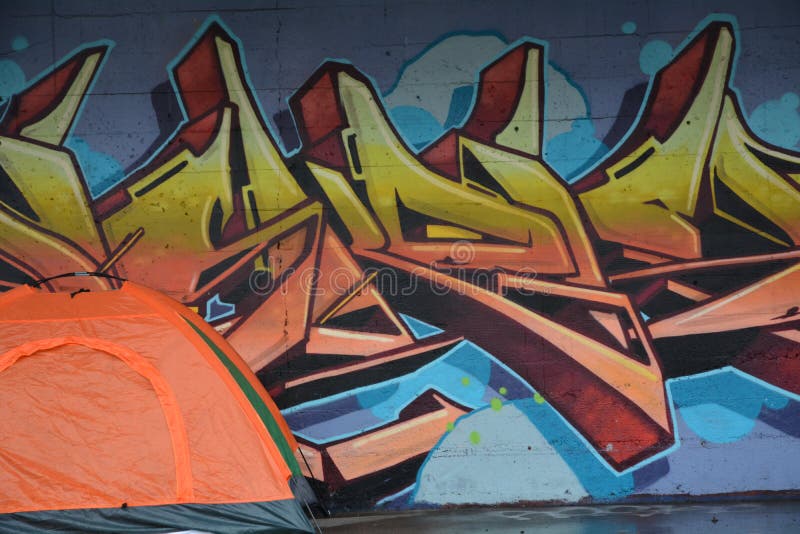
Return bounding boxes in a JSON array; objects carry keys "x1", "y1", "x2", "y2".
[
  {"x1": 204, "y1": 294, "x2": 236, "y2": 322},
  {"x1": 760, "y1": 398, "x2": 800, "y2": 438},
  {"x1": 11, "y1": 36, "x2": 29, "y2": 51},
  {"x1": 356, "y1": 341, "x2": 496, "y2": 422},
  {"x1": 443, "y1": 86, "x2": 475, "y2": 130},
  {"x1": 748, "y1": 92, "x2": 800, "y2": 149},
  {"x1": 621, "y1": 21, "x2": 637, "y2": 34},
  {"x1": 514, "y1": 398, "x2": 635, "y2": 499},
  {"x1": 388, "y1": 106, "x2": 443, "y2": 149},
  {"x1": 669, "y1": 368, "x2": 791, "y2": 444},
  {"x1": 639, "y1": 40, "x2": 674, "y2": 75},
  {"x1": 376, "y1": 484, "x2": 416, "y2": 509},
  {"x1": 678, "y1": 403, "x2": 754, "y2": 443},
  {"x1": 640, "y1": 311, "x2": 650, "y2": 322},
  {"x1": 282, "y1": 395, "x2": 385, "y2": 446},
  {"x1": 633, "y1": 457, "x2": 670, "y2": 489},
  {"x1": 399, "y1": 313, "x2": 444, "y2": 340},
  {"x1": 0, "y1": 60, "x2": 26, "y2": 102},
  {"x1": 65, "y1": 137, "x2": 125, "y2": 197},
  {"x1": 283, "y1": 340, "x2": 531, "y2": 444},
  {"x1": 544, "y1": 118, "x2": 608, "y2": 180}
]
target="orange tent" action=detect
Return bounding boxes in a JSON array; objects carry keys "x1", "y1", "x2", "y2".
[{"x1": 0, "y1": 277, "x2": 313, "y2": 532}]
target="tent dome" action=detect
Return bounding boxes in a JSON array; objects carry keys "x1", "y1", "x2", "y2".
[{"x1": 0, "y1": 279, "x2": 313, "y2": 533}]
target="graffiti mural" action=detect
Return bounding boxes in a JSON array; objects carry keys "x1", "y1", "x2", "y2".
[{"x1": 2, "y1": 10, "x2": 800, "y2": 511}]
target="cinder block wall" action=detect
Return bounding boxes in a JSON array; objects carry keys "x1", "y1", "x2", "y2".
[{"x1": 2, "y1": 0, "x2": 799, "y2": 512}]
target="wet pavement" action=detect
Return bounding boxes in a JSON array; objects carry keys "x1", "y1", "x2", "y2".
[{"x1": 315, "y1": 501, "x2": 800, "y2": 533}]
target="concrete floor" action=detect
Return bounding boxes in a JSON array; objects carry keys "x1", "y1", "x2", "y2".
[{"x1": 315, "y1": 501, "x2": 800, "y2": 533}]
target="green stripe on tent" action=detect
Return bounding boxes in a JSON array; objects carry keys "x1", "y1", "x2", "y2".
[{"x1": 183, "y1": 318, "x2": 301, "y2": 476}]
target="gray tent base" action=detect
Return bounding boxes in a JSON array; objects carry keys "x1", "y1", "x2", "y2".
[{"x1": 0, "y1": 499, "x2": 314, "y2": 533}]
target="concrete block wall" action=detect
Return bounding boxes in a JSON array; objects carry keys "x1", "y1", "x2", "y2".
[{"x1": 1, "y1": 0, "x2": 799, "y2": 512}]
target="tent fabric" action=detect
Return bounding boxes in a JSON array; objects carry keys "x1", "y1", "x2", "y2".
[
  {"x1": 119, "y1": 282, "x2": 302, "y2": 476},
  {"x1": 0, "y1": 281, "x2": 313, "y2": 533},
  {"x1": 183, "y1": 318, "x2": 302, "y2": 476},
  {"x1": 0, "y1": 501, "x2": 310, "y2": 534}
]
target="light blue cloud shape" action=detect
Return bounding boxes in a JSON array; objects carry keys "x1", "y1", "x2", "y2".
[
  {"x1": 414, "y1": 400, "x2": 592, "y2": 505},
  {"x1": 384, "y1": 33, "x2": 608, "y2": 179}
]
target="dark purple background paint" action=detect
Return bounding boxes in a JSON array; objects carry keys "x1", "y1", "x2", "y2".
[{"x1": 1, "y1": 0, "x2": 798, "y2": 171}]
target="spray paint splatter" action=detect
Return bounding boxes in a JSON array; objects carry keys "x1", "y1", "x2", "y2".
[
  {"x1": 469, "y1": 431, "x2": 481, "y2": 445},
  {"x1": 490, "y1": 398, "x2": 503, "y2": 411},
  {"x1": 749, "y1": 92, "x2": 800, "y2": 148},
  {"x1": 11, "y1": 36, "x2": 29, "y2": 51},
  {"x1": 639, "y1": 40, "x2": 673, "y2": 75},
  {"x1": 0, "y1": 60, "x2": 25, "y2": 102}
]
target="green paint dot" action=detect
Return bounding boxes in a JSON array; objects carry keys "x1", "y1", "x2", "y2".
[
  {"x1": 461, "y1": 376, "x2": 470, "y2": 386},
  {"x1": 534, "y1": 392, "x2": 545, "y2": 404},
  {"x1": 490, "y1": 397, "x2": 503, "y2": 411},
  {"x1": 446, "y1": 421, "x2": 455, "y2": 432},
  {"x1": 469, "y1": 431, "x2": 481, "y2": 445},
  {"x1": 499, "y1": 386, "x2": 508, "y2": 395}
]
